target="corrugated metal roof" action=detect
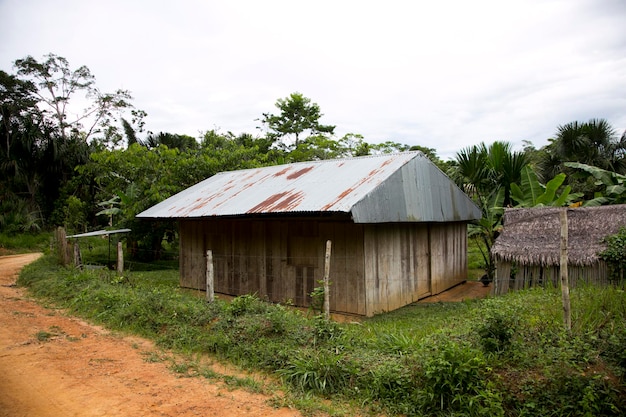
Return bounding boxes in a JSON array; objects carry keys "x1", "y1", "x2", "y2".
[
  {"x1": 137, "y1": 152, "x2": 482, "y2": 223},
  {"x1": 66, "y1": 229, "x2": 131, "y2": 238}
]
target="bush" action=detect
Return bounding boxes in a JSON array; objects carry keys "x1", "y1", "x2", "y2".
[
  {"x1": 600, "y1": 227, "x2": 626, "y2": 283},
  {"x1": 509, "y1": 367, "x2": 623, "y2": 416},
  {"x1": 279, "y1": 349, "x2": 356, "y2": 396},
  {"x1": 477, "y1": 310, "x2": 517, "y2": 354},
  {"x1": 416, "y1": 337, "x2": 505, "y2": 416}
]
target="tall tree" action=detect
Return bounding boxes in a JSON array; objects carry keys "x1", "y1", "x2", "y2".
[
  {"x1": 121, "y1": 118, "x2": 138, "y2": 147},
  {"x1": 540, "y1": 119, "x2": 626, "y2": 182},
  {"x1": 0, "y1": 70, "x2": 48, "y2": 232},
  {"x1": 143, "y1": 132, "x2": 198, "y2": 151},
  {"x1": 1, "y1": 54, "x2": 143, "y2": 232},
  {"x1": 259, "y1": 92, "x2": 335, "y2": 148},
  {"x1": 0, "y1": 70, "x2": 38, "y2": 159},
  {"x1": 451, "y1": 141, "x2": 529, "y2": 281},
  {"x1": 13, "y1": 54, "x2": 142, "y2": 145},
  {"x1": 452, "y1": 141, "x2": 528, "y2": 207}
]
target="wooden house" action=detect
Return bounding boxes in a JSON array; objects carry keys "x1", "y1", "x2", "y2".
[
  {"x1": 137, "y1": 152, "x2": 481, "y2": 316},
  {"x1": 491, "y1": 205, "x2": 626, "y2": 295}
]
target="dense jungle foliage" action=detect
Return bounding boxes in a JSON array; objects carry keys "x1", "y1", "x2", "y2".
[{"x1": 3, "y1": 54, "x2": 626, "y2": 262}]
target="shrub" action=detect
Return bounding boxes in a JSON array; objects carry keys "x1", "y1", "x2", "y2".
[
  {"x1": 510, "y1": 367, "x2": 623, "y2": 416},
  {"x1": 477, "y1": 310, "x2": 517, "y2": 354},
  {"x1": 415, "y1": 337, "x2": 505, "y2": 416},
  {"x1": 600, "y1": 227, "x2": 626, "y2": 283},
  {"x1": 226, "y1": 293, "x2": 268, "y2": 316},
  {"x1": 279, "y1": 349, "x2": 356, "y2": 396}
]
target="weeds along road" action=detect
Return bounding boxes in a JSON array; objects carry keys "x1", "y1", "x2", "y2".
[{"x1": 0, "y1": 253, "x2": 302, "y2": 417}]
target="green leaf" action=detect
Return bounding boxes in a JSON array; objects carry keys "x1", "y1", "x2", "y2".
[
  {"x1": 518, "y1": 166, "x2": 545, "y2": 206},
  {"x1": 564, "y1": 162, "x2": 624, "y2": 186},
  {"x1": 606, "y1": 184, "x2": 626, "y2": 196},
  {"x1": 553, "y1": 185, "x2": 572, "y2": 207},
  {"x1": 536, "y1": 173, "x2": 565, "y2": 205},
  {"x1": 509, "y1": 183, "x2": 524, "y2": 205},
  {"x1": 582, "y1": 197, "x2": 609, "y2": 207}
]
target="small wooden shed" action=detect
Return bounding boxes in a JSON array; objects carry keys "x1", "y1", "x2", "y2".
[
  {"x1": 137, "y1": 152, "x2": 481, "y2": 316},
  {"x1": 491, "y1": 205, "x2": 626, "y2": 295}
]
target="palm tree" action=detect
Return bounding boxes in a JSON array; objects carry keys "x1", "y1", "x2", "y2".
[
  {"x1": 451, "y1": 141, "x2": 528, "y2": 207},
  {"x1": 541, "y1": 119, "x2": 626, "y2": 175},
  {"x1": 143, "y1": 132, "x2": 198, "y2": 151},
  {"x1": 451, "y1": 141, "x2": 529, "y2": 280},
  {"x1": 540, "y1": 119, "x2": 626, "y2": 197}
]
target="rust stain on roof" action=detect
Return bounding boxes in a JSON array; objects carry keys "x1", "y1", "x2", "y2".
[
  {"x1": 286, "y1": 166, "x2": 314, "y2": 180},
  {"x1": 247, "y1": 190, "x2": 305, "y2": 213},
  {"x1": 320, "y1": 173, "x2": 382, "y2": 211},
  {"x1": 320, "y1": 187, "x2": 355, "y2": 211},
  {"x1": 318, "y1": 158, "x2": 394, "y2": 211},
  {"x1": 273, "y1": 167, "x2": 291, "y2": 177}
]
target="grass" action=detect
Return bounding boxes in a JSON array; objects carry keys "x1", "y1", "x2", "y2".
[
  {"x1": 0, "y1": 231, "x2": 51, "y2": 255},
  {"x1": 468, "y1": 237, "x2": 487, "y2": 280},
  {"x1": 17, "y1": 254, "x2": 626, "y2": 416}
]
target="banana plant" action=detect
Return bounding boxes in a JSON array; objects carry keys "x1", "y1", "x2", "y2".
[
  {"x1": 564, "y1": 162, "x2": 626, "y2": 205},
  {"x1": 469, "y1": 188, "x2": 505, "y2": 280},
  {"x1": 510, "y1": 165, "x2": 582, "y2": 207},
  {"x1": 96, "y1": 196, "x2": 122, "y2": 227}
]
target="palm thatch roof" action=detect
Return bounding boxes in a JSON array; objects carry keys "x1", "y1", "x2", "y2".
[{"x1": 491, "y1": 204, "x2": 626, "y2": 266}]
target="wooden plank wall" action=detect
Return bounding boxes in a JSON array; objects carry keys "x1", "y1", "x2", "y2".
[
  {"x1": 493, "y1": 260, "x2": 611, "y2": 295},
  {"x1": 179, "y1": 218, "x2": 367, "y2": 315},
  {"x1": 180, "y1": 218, "x2": 468, "y2": 316},
  {"x1": 430, "y1": 222, "x2": 468, "y2": 294},
  {"x1": 363, "y1": 222, "x2": 469, "y2": 316}
]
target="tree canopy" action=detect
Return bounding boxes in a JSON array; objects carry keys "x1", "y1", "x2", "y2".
[
  {"x1": 259, "y1": 92, "x2": 335, "y2": 148},
  {"x1": 4, "y1": 52, "x2": 626, "y2": 269}
]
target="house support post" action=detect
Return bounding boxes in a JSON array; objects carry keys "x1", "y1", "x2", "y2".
[
  {"x1": 323, "y1": 240, "x2": 332, "y2": 320},
  {"x1": 560, "y1": 209, "x2": 571, "y2": 332},
  {"x1": 206, "y1": 250, "x2": 214, "y2": 303}
]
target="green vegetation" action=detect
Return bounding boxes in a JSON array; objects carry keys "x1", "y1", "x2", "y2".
[
  {"x1": 4, "y1": 53, "x2": 626, "y2": 415},
  {"x1": 3, "y1": 52, "x2": 626, "y2": 284},
  {"x1": 600, "y1": 227, "x2": 626, "y2": 282},
  {"x1": 0, "y1": 231, "x2": 50, "y2": 254},
  {"x1": 18, "y1": 255, "x2": 626, "y2": 416}
]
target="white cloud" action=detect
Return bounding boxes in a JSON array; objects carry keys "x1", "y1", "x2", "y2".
[{"x1": 1, "y1": 0, "x2": 624, "y2": 160}]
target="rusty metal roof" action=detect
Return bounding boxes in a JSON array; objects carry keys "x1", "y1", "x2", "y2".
[{"x1": 137, "y1": 152, "x2": 481, "y2": 223}]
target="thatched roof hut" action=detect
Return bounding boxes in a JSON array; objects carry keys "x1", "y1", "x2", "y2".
[{"x1": 491, "y1": 204, "x2": 626, "y2": 294}]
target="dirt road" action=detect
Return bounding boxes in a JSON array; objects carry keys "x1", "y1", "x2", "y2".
[{"x1": 0, "y1": 254, "x2": 302, "y2": 417}]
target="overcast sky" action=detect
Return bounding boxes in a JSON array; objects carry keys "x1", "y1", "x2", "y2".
[{"x1": 1, "y1": 0, "x2": 625, "y2": 160}]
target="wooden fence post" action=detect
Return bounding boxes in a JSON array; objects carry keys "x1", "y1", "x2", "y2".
[
  {"x1": 206, "y1": 250, "x2": 214, "y2": 303},
  {"x1": 117, "y1": 241, "x2": 124, "y2": 275},
  {"x1": 560, "y1": 209, "x2": 572, "y2": 332},
  {"x1": 56, "y1": 227, "x2": 70, "y2": 266},
  {"x1": 323, "y1": 240, "x2": 332, "y2": 320},
  {"x1": 73, "y1": 241, "x2": 82, "y2": 270}
]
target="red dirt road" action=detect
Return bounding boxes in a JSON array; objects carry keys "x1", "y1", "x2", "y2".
[{"x1": 0, "y1": 254, "x2": 302, "y2": 417}]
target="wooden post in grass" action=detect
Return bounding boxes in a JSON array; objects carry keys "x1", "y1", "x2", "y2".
[
  {"x1": 560, "y1": 209, "x2": 572, "y2": 332},
  {"x1": 73, "y1": 241, "x2": 82, "y2": 270},
  {"x1": 56, "y1": 227, "x2": 70, "y2": 266},
  {"x1": 323, "y1": 240, "x2": 332, "y2": 320},
  {"x1": 116, "y1": 241, "x2": 124, "y2": 275},
  {"x1": 206, "y1": 250, "x2": 214, "y2": 303}
]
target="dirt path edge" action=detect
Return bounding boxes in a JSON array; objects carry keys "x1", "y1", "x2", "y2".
[{"x1": 0, "y1": 253, "x2": 301, "y2": 417}]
